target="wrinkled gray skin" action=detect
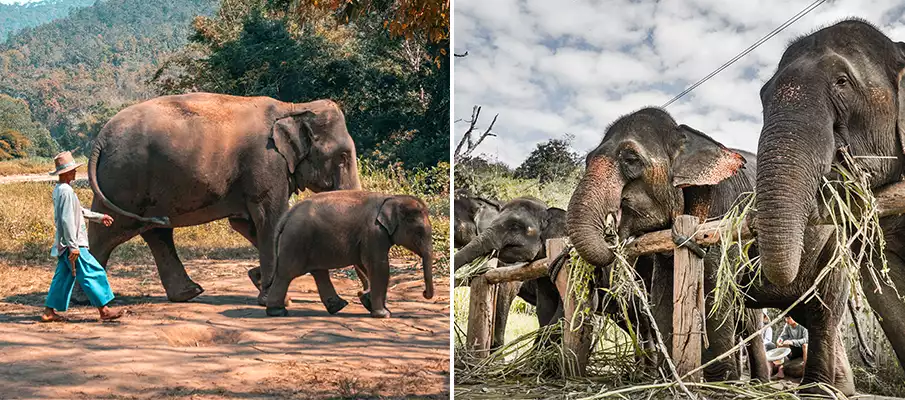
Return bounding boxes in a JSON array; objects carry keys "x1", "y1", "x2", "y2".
[
  {"x1": 263, "y1": 191, "x2": 434, "y2": 318},
  {"x1": 567, "y1": 108, "x2": 771, "y2": 382},
  {"x1": 453, "y1": 198, "x2": 566, "y2": 349},
  {"x1": 453, "y1": 197, "x2": 501, "y2": 248},
  {"x1": 88, "y1": 93, "x2": 361, "y2": 304},
  {"x1": 755, "y1": 19, "x2": 905, "y2": 393}
]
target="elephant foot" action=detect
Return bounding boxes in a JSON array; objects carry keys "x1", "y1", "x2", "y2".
[
  {"x1": 247, "y1": 267, "x2": 262, "y2": 290},
  {"x1": 257, "y1": 292, "x2": 290, "y2": 307},
  {"x1": 265, "y1": 307, "x2": 289, "y2": 317},
  {"x1": 324, "y1": 296, "x2": 349, "y2": 315},
  {"x1": 370, "y1": 308, "x2": 391, "y2": 319},
  {"x1": 359, "y1": 292, "x2": 373, "y2": 312},
  {"x1": 166, "y1": 282, "x2": 204, "y2": 302}
]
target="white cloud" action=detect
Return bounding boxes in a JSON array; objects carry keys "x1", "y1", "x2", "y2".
[{"x1": 454, "y1": 0, "x2": 905, "y2": 167}]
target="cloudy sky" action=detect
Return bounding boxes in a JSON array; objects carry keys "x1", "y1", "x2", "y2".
[{"x1": 453, "y1": 0, "x2": 905, "y2": 167}]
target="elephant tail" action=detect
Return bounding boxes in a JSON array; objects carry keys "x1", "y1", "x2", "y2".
[{"x1": 88, "y1": 136, "x2": 170, "y2": 226}]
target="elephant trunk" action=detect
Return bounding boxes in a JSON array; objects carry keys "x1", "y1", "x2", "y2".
[
  {"x1": 453, "y1": 229, "x2": 500, "y2": 269},
  {"x1": 421, "y1": 249, "x2": 434, "y2": 299},
  {"x1": 567, "y1": 157, "x2": 624, "y2": 281},
  {"x1": 755, "y1": 110, "x2": 834, "y2": 286},
  {"x1": 341, "y1": 156, "x2": 362, "y2": 191}
]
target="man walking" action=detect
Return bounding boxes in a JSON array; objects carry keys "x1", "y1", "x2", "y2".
[{"x1": 41, "y1": 151, "x2": 123, "y2": 322}]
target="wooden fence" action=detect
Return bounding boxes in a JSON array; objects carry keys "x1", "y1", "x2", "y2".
[{"x1": 460, "y1": 179, "x2": 905, "y2": 380}]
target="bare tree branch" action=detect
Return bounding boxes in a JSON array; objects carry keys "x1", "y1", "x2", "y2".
[
  {"x1": 454, "y1": 105, "x2": 498, "y2": 163},
  {"x1": 454, "y1": 51, "x2": 469, "y2": 57}
]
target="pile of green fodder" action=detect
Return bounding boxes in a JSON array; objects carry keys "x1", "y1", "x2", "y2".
[{"x1": 455, "y1": 150, "x2": 902, "y2": 399}]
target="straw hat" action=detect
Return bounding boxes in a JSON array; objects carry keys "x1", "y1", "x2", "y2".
[{"x1": 49, "y1": 151, "x2": 83, "y2": 176}]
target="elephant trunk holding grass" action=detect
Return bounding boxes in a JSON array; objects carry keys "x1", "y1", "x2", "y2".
[
  {"x1": 566, "y1": 108, "x2": 770, "y2": 382},
  {"x1": 263, "y1": 191, "x2": 434, "y2": 318},
  {"x1": 87, "y1": 93, "x2": 361, "y2": 304},
  {"x1": 755, "y1": 19, "x2": 905, "y2": 388}
]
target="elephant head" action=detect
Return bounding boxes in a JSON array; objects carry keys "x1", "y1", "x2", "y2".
[
  {"x1": 378, "y1": 195, "x2": 434, "y2": 299},
  {"x1": 453, "y1": 197, "x2": 501, "y2": 248},
  {"x1": 567, "y1": 108, "x2": 746, "y2": 273},
  {"x1": 454, "y1": 197, "x2": 566, "y2": 268},
  {"x1": 755, "y1": 20, "x2": 905, "y2": 286},
  {"x1": 271, "y1": 99, "x2": 362, "y2": 194}
]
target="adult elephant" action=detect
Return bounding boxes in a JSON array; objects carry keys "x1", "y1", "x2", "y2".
[
  {"x1": 566, "y1": 108, "x2": 771, "y2": 382},
  {"x1": 453, "y1": 197, "x2": 565, "y2": 349},
  {"x1": 453, "y1": 196, "x2": 500, "y2": 248},
  {"x1": 87, "y1": 93, "x2": 361, "y2": 304},
  {"x1": 755, "y1": 19, "x2": 905, "y2": 384}
]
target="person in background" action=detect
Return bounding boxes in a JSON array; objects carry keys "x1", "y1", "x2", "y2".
[
  {"x1": 773, "y1": 315, "x2": 808, "y2": 379},
  {"x1": 40, "y1": 151, "x2": 123, "y2": 323},
  {"x1": 763, "y1": 310, "x2": 775, "y2": 351}
]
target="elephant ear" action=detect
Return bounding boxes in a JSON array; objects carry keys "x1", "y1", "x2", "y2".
[
  {"x1": 271, "y1": 111, "x2": 315, "y2": 174},
  {"x1": 377, "y1": 197, "x2": 399, "y2": 236},
  {"x1": 671, "y1": 124, "x2": 746, "y2": 188},
  {"x1": 894, "y1": 41, "x2": 905, "y2": 155},
  {"x1": 542, "y1": 207, "x2": 568, "y2": 239}
]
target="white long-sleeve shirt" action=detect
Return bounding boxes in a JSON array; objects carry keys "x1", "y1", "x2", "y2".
[
  {"x1": 51, "y1": 183, "x2": 104, "y2": 257},
  {"x1": 763, "y1": 325, "x2": 773, "y2": 345}
]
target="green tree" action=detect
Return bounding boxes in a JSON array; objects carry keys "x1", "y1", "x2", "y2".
[
  {"x1": 514, "y1": 135, "x2": 580, "y2": 184},
  {"x1": 155, "y1": 0, "x2": 448, "y2": 168},
  {"x1": 0, "y1": 94, "x2": 57, "y2": 157}
]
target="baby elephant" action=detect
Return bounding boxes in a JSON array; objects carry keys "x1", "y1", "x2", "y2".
[{"x1": 263, "y1": 191, "x2": 435, "y2": 318}]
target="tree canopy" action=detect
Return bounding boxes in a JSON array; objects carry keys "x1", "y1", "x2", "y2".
[
  {"x1": 155, "y1": 0, "x2": 449, "y2": 168},
  {"x1": 514, "y1": 136, "x2": 581, "y2": 183}
]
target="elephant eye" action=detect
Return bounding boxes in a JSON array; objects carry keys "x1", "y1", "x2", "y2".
[
  {"x1": 835, "y1": 76, "x2": 848, "y2": 87},
  {"x1": 619, "y1": 148, "x2": 644, "y2": 179}
]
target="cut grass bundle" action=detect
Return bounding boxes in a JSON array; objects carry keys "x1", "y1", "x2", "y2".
[
  {"x1": 567, "y1": 246, "x2": 596, "y2": 330},
  {"x1": 710, "y1": 191, "x2": 761, "y2": 328},
  {"x1": 453, "y1": 252, "x2": 495, "y2": 287},
  {"x1": 820, "y1": 149, "x2": 899, "y2": 301}
]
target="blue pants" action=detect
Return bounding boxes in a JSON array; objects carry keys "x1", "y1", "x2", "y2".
[{"x1": 44, "y1": 247, "x2": 114, "y2": 311}]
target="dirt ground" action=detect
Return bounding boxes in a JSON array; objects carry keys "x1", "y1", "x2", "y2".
[{"x1": 0, "y1": 259, "x2": 450, "y2": 399}]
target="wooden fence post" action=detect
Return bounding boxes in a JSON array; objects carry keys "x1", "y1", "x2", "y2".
[
  {"x1": 672, "y1": 215, "x2": 704, "y2": 382},
  {"x1": 466, "y1": 259, "x2": 497, "y2": 360},
  {"x1": 551, "y1": 238, "x2": 594, "y2": 377}
]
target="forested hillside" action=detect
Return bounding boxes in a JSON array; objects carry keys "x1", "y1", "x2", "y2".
[
  {"x1": 0, "y1": 0, "x2": 448, "y2": 168},
  {"x1": 0, "y1": 0, "x2": 95, "y2": 41},
  {"x1": 0, "y1": 0, "x2": 218, "y2": 155}
]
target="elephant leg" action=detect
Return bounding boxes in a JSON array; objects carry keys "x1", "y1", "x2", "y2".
[
  {"x1": 832, "y1": 325, "x2": 855, "y2": 395},
  {"x1": 796, "y1": 311, "x2": 839, "y2": 394},
  {"x1": 82, "y1": 204, "x2": 144, "y2": 304},
  {"x1": 311, "y1": 270, "x2": 348, "y2": 315},
  {"x1": 248, "y1": 195, "x2": 287, "y2": 306},
  {"x1": 264, "y1": 254, "x2": 294, "y2": 317},
  {"x1": 491, "y1": 281, "x2": 521, "y2": 350},
  {"x1": 746, "y1": 331, "x2": 770, "y2": 382},
  {"x1": 364, "y1": 254, "x2": 391, "y2": 318},
  {"x1": 227, "y1": 217, "x2": 266, "y2": 290},
  {"x1": 140, "y1": 228, "x2": 203, "y2": 302},
  {"x1": 534, "y1": 278, "x2": 560, "y2": 326},
  {"x1": 861, "y1": 245, "x2": 905, "y2": 373}
]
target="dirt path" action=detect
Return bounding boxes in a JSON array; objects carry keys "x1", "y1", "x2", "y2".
[
  {"x1": 0, "y1": 172, "x2": 88, "y2": 184},
  {"x1": 0, "y1": 260, "x2": 450, "y2": 399}
]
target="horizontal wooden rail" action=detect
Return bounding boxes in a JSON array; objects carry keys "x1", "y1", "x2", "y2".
[{"x1": 479, "y1": 179, "x2": 905, "y2": 284}]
